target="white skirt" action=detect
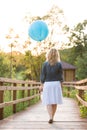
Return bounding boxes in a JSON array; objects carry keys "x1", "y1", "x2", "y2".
[{"x1": 41, "y1": 81, "x2": 63, "y2": 105}]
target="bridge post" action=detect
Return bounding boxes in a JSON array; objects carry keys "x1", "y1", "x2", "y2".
[
  {"x1": 0, "y1": 82, "x2": 4, "y2": 120},
  {"x1": 13, "y1": 83, "x2": 17, "y2": 113},
  {"x1": 78, "y1": 81, "x2": 85, "y2": 105},
  {"x1": 28, "y1": 84, "x2": 30, "y2": 106},
  {"x1": 22, "y1": 83, "x2": 25, "y2": 108},
  {"x1": 78, "y1": 89, "x2": 84, "y2": 105}
]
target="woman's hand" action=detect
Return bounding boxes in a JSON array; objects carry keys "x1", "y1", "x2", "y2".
[
  {"x1": 60, "y1": 82, "x2": 63, "y2": 91},
  {"x1": 39, "y1": 85, "x2": 43, "y2": 93},
  {"x1": 61, "y1": 82, "x2": 63, "y2": 87}
]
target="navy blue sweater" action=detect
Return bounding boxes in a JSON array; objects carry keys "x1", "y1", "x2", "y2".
[{"x1": 40, "y1": 61, "x2": 63, "y2": 83}]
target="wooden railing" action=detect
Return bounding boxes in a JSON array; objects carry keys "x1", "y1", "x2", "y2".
[
  {"x1": 63, "y1": 78, "x2": 87, "y2": 107},
  {"x1": 0, "y1": 77, "x2": 87, "y2": 120},
  {"x1": 0, "y1": 77, "x2": 41, "y2": 120}
]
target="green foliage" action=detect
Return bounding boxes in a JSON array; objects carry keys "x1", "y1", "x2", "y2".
[
  {"x1": 4, "y1": 106, "x2": 13, "y2": 118},
  {"x1": 0, "y1": 52, "x2": 10, "y2": 77},
  {"x1": 4, "y1": 91, "x2": 13, "y2": 118},
  {"x1": 63, "y1": 87, "x2": 77, "y2": 99},
  {"x1": 60, "y1": 19, "x2": 87, "y2": 80},
  {"x1": 75, "y1": 53, "x2": 87, "y2": 80},
  {"x1": 0, "y1": 49, "x2": 45, "y2": 81},
  {"x1": 69, "y1": 89, "x2": 77, "y2": 98},
  {"x1": 63, "y1": 86, "x2": 87, "y2": 118},
  {"x1": 21, "y1": 51, "x2": 45, "y2": 81},
  {"x1": 60, "y1": 48, "x2": 76, "y2": 64},
  {"x1": 60, "y1": 48, "x2": 87, "y2": 80},
  {"x1": 3, "y1": 89, "x2": 40, "y2": 118},
  {"x1": 80, "y1": 106, "x2": 87, "y2": 118}
]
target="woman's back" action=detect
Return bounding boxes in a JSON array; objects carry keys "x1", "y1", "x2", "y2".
[{"x1": 40, "y1": 61, "x2": 63, "y2": 83}]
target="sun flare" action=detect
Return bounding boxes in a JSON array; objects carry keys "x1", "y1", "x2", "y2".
[{"x1": 0, "y1": 0, "x2": 87, "y2": 53}]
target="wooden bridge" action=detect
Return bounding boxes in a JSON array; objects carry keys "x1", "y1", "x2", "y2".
[{"x1": 0, "y1": 78, "x2": 87, "y2": 130}]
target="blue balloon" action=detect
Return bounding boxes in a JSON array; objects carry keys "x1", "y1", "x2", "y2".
[{"x1": 28, "y1": 20, "x2": 49, "y2": 41}]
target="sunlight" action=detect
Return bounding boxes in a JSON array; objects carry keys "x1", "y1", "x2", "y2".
[{"x1": 0, "y1": 0, "x2": 87, "y2": 53}]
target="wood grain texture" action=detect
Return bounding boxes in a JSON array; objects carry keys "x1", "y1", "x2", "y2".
[{"x1": 0, "y1": 97, "x2": 87, "y2": 130}]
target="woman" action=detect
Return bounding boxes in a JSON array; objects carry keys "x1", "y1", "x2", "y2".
[{"x1": 40, "y1": 48, "x2": 63, "y2": 124}]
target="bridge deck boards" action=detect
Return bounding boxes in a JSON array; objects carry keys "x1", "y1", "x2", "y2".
[{"x1": 0, "y1": 97, "x2": 87, "y2": 130}]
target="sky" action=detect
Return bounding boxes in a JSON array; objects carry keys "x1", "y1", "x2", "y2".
[{"x1": 0, "y1": 0, "x2": 87, "y2": 52}]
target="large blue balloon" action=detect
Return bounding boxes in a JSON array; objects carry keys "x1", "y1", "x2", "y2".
[{"x1": 28, "y1": 20, "x2": 49, "y2": 41}]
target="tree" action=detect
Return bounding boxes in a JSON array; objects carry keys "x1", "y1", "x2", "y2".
[
  {"x1": 23, "y1": 5, "x2": 66, "y2": 54},
  {"x1": 75, "y1": 53, "x2": 87, "y2": 80},
  {"x1": 22, "y1": 5, "x2": 68, "y2": 81},
  {"x1": 5, "y1": 28, "x2": 20, "y2": 78},
  {"x1": 68, "y1": 20, "x2": 87, "y2": 58},
  {"x1": 22, "y1": 51, "x2": 45, "y2": 81},
  {"x1": 65, "y1": 20, "x2": 87, "y2": 79},
  {"x1": 0, "y1": 52, "x2": 10, "y2": 77}
]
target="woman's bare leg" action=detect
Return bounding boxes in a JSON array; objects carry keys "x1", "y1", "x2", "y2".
[
  {"x1": 52, "y1": 104, "x2": 57, "y2": 119},
  {"x1": 47, "y1": 104, "x2": 57, "y2": 119},
  {"x1": 47, "y1": 105, "x2": 53, "y2": 119}
]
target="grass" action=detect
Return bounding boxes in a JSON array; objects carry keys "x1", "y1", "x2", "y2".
[
  {"x1": 79, "y1": 91, "x2": 87, "y2": 118},
  {"x1": 3, "y1": 89, "x2": 40, "y2": 118},
  {"x1": 80, "y1": 105, "x2": 87, "y2": 118},
  {"x1": 63, "y1": 87, "x2": 77, "y2": 99},
  {"x1": 63, "y1": 86, "x2": 87, "y2": 118},
  {"x1": 3, "y1": 86, "x2": 87, "y2": 118}
]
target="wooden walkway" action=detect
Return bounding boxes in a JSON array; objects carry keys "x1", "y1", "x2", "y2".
[{"x1": 0, "y1": 97, "x2": 87, "y2": 130}]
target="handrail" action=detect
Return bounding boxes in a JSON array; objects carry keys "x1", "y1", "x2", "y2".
[
  {"x1": 0, "y1": 77, "x2": 41, "y2": 120},
  {"x1": 63, "y1": 78, "x2": 87, "y2": 108},
  {"x1": 0, "y1": 77, "x2": 87, "y2": 120},
  {"x1": 0, "y1": 77, "x2": 40, "y2": 84}
]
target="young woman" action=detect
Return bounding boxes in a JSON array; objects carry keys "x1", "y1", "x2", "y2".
[{"x1": 40, "y1": 48, "x2": 63, "y2": 124}]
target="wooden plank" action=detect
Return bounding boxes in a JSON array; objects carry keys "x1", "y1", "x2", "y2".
[
  {"x1": 0, "y1": 98, "x2": 87, "y2": 130},
  {"x1": 76, "y1": 94, "x2": 87, "y2": 107},
  {"x1": 75, "y1": 86, "x2": 87, "y2": 90},
  {"x1": 0, "y1": 94, "x2": 40, "y2": 108},
  {"x1": 76, "y1": 78, "x2": 87, "y2": 84},
  {"x1": 13, "y1": 83, "x2": 17, "y2": 113},
  {"x1": 0, "y1": 121, "x2": 87, "y2": 129},
  {"x1": 0, "y1": 77, "x2": 41, "y2": 85},
  {"x1": 0, "y1": 86, "x2": 39, "y2": 91}
]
